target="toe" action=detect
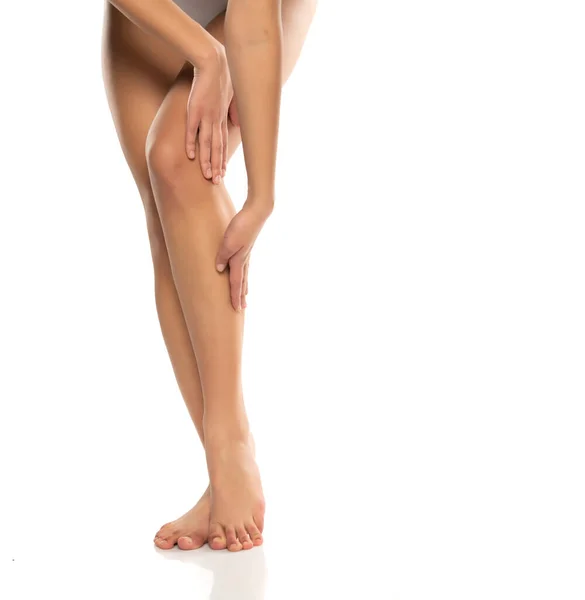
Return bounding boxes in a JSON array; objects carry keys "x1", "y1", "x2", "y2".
[
  {"x1": 154, "y1": 523, "x2": 176, "y2": 548},
  {"x1": 154, "y1": 536, "x2": 175, "y2": 550},
  {"x1": 246, "y1": 521, "x2": 263, "y2": 546},
  {"x1": 209, "y1": 523, "x2": 227, "y2": 550},
  {"x1": 177, "y1": 535, "x2": 206, "y2": 550},
  {"x1": 237, "y1": 525, "x2": 253, "y2": 550},
  {"x1": 156, "y1": 523, "x2": 173, "y2": 538},
  {"x1": 226, "y1": 526, "x2": 242, "y2": 552}
]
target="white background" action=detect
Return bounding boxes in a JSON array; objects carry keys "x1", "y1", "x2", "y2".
[{"x1": 1, "y1": 0, "x2": 584, "y2": 598}]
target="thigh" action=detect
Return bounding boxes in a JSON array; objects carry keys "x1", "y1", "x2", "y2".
[
  {"x1": 101, "y1": 1, "x2": 185, "y2": 200},
  {"x1": 102, "y1": 0, "x2": 317, "y2": 190},
  {"x1": 150, "y1": 0, "x2": 318, "y2": 163}
]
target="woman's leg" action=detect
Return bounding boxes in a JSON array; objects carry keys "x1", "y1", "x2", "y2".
[
  {"x1": 102, "y1": 0, "x2": 316, "y2": 551},
  {"x1": 147, "y1": 80, "x2": 259, "y2": 550},
  {"x1": 101, "y1": 2, "x2": 213, "y2": 550},
  {"x1": 145, "y1": 0, "x2": 317, "y2": 552}
]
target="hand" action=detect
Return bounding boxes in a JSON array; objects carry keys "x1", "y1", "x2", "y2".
[
  {"x1": 185, "y1": 46, "x2": 231, "y2": 184},
  {"x1": 215, "y1": 201, "x2": 272, "y2": 311}
]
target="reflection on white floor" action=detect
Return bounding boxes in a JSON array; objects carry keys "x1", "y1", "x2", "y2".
[{"x1": 156, "y1": 544, "x2": 267, "y2": 599}]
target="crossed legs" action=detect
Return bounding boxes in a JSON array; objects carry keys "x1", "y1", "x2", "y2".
[{"x1": 101, "y1": 0, "x2": 316, "y2": 551}]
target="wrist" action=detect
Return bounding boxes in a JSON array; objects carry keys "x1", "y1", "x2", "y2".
[
  {"x1": 245, "y1": 193, "x2": 274, "y2": 219},
  {"x1": 194, "y1": 39, "x2": 227, "y2": 72}
]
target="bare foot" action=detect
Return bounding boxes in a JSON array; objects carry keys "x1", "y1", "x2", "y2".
[
  {"x1": 206, "y1": 435, "x2": 265, "y2": 552},
  {"x1": 154, "y1": 486, "x2": 211, "y2": 550}
]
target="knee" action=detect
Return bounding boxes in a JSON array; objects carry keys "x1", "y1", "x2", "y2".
[{"x1": 145, "y1": 128, "x2": 190, "y2": 192}]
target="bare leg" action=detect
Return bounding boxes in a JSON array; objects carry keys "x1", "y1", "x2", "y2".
[
  {"x1": 102, "y1": 0, "x2": 316, "y2": 551},
  {"x1": 101, "y1": 2, "x2": 213, "y2": 550},
  {"x1": 146, "y1": 54, "x2": 261, "y2": 547},
  {"x1": 146, "y1": 1, "x2": 316, "y2": 551}
]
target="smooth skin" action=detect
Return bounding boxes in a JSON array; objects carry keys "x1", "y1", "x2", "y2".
[
  {"x1": 108, "y1": 0, "x2": 231, "y2": 184},
  {"x1": 101, "y1": 0, "x2": 316, "y2": 551}
]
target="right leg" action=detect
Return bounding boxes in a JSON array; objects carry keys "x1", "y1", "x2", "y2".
[{"x1": 101, "y1": 1, "x2": 211, "y2": 549}]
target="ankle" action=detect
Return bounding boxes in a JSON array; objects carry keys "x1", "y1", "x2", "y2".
[{"x1": 203, "y1": 417, "x2": 250, "y2": 447}]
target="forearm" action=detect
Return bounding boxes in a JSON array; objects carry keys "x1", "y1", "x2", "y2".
[
  {"x1": 109, "y1": 0, "x2": 222, "y2": 67},
  {"x1": 224, "y1": 0, "x2": 283, "y2": 210}
]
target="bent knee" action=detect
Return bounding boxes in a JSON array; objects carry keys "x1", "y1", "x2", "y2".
[{"x1": 145, "y1": 130, "x2": 189, "y2": 188}]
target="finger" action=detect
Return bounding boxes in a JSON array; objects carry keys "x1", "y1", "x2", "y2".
[
  {"x1": 198, "y1": 120, "x2": 213, "y2": 180},
  {"x1": 185, "y1": 108, "x2": 199, "y2": 161},
  {"x1": 216, "y1": 237, "x2": 236, "y2": 273},
  {"x1": 221, "y1": 119, "x2": 228, "y2": 178},
  {"x1": 211, "y1": 121, "x2": 223, "y2": 185},
  {"x1": 242, "y1": 262, "x2": 249, "y2": 309},
  {"x1": 229, "y1": 257, "x2": 245, "y2": 312}
]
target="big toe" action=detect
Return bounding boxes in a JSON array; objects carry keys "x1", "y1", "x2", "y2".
[{"x1": 208, "y1": 523, "x2": 227, "y2": 550}]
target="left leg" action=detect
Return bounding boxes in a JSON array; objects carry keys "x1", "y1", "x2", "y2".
[
  {"x1": 146, "y1": 0, "x2": 317, "y2": 551},
  {"x1": 147, "y1": 67, "x2": 261, "y2": 551}
]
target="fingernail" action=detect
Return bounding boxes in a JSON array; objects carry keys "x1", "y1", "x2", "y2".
[
  {"x1": 188, "y1": 150, "x2": 195, "y2": 159},
  {"x1": 206, "y1": 168, "x2": 212, "y2": 178},
  {"x1": 216, "y1": 263, "x2": 226, "y2": 272},
  {"x1": 214, "y1": 175, "x2": 221, "y2": 184}
]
